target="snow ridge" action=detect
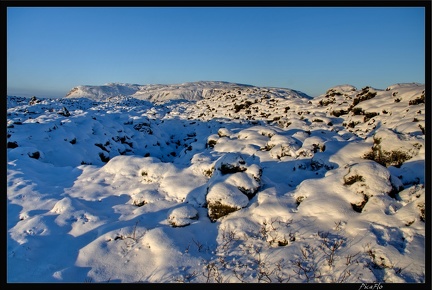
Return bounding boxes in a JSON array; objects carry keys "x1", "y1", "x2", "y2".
[{"x1": 64, "y1": 81, "x2": 312, "y2": 102}]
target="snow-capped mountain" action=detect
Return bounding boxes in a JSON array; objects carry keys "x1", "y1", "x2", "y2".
[
  {"x1": 64, "y1": 81, "x2": 312, "y2": 102},
  {"x1": 7, "y1": 81, "x2": 426, "y2": 283}
]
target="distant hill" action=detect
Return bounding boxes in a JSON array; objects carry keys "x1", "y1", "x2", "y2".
[{"x1": 64, "y1": 81, "x2": 312, "y2": 102}]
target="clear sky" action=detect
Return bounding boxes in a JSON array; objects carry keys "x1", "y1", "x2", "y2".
[{"x1": 7, "y1": 6, "x2": 426, "y2": 98}]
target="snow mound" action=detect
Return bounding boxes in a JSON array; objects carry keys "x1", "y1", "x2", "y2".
[{"x1": 167, "y1": 204, "x2": 199, "y2": 227}]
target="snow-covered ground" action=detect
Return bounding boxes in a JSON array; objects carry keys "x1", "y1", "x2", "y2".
[{"x1": 7, "y1": 81, "x2": 427, "y2": 283}]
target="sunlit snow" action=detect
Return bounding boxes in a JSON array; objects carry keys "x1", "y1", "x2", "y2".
[{"x1": 7, "y1": 81, "x2": 426, "y2": 283}]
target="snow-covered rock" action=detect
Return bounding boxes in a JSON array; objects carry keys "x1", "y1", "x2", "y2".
[{"x1": 167, "y1": 204, "x2": 199, "y2": 227}]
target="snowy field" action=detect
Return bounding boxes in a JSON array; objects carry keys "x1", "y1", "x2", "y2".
[{"x1": 7, "y1": 81, "x2": 427, "y2": 283}]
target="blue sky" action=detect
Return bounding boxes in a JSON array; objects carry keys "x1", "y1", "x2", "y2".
[{"x1": 7, "y1": 6, "x2": 426, "y2": 98}]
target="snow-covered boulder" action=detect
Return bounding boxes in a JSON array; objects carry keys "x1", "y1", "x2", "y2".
[
  {"x1": 167, "y1": 204, "x2": 199, "y2": 227},
  {"x1": 217, "y1": 127, "x2": 232, "y2": 138},
  {"x1": 214, "y1": 152, "x2": 247, "y2": 175},
  {"x1": 343, "y1": 161, "x2": 402, "y2": 197},
  {"x1": 296, "y1": 135, "x2": 326, "y2": 157},
  {"x1": 206, "y1": 183, "x2": 249, "y2": 222},
  {"x1": 363, "y1": 128, "x2": 422, "y2": 168},
  {"x1": 266, "y1": 134, "x2": 300, "y2": 159},
  {"x1": 206, "y1": 134, "x2": 219, "y2": 148},
  {"x1": 343, "y1": 161, "x2": 404, "y2": 212},
  {"x1": 205, "y1": 153, "x2": 262, "y2": 221}
]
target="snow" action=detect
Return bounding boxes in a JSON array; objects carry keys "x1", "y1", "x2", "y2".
[
  {"x1": 64, "y1": 81, "x2": 311, "y2": 103},
  {"x1": 7, "y1": 81, "x2": 427, "y2": 283}
]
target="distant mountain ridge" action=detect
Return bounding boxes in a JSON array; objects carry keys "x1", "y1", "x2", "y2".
[{"x1": 64, "y1": 81, "x2": 313, "y2": 102}]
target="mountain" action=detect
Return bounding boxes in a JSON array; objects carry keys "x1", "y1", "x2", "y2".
[
  {"x1": 64, "y1": 81, "x2": 312, "y2": 102},
  {"x1": 7, "y1": 81, "x2": 427, "y2": 283}
]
